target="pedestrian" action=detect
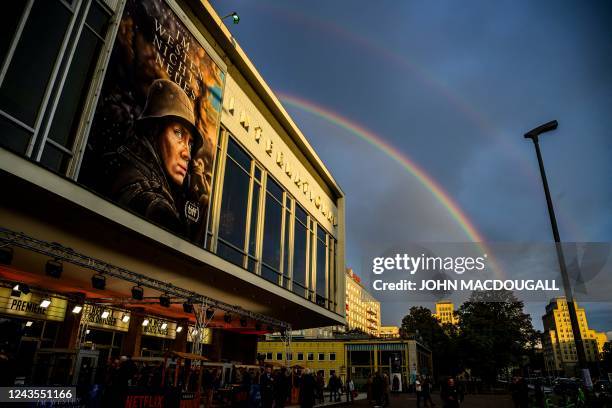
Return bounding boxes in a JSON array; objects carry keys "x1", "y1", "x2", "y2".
[
  {"x1": 382, "y1": 373, "x2": 390, "y2": 407},
  {"x1": 440, "y1": 377, "x2": 464, "y2": 408},
  {"x1": 274, "y1": 367, "x2": 290, "y2": 408},
  {"x1": 416, "y1": 375, "x2": 423, "y2": 408},
  {"x1": 316, "y1": 371, "x2": 325, "y2": 404},
  {"x1": 260, "y1": 366, "x2": 274, "y2": 408},
  {"x1": 422, "y1": 376, "x2": 435, "y2": 407},
  {"x1": 300, "y1": 369, "x2": 316, "y2": 408},
  {"x1": 372, "y1": 372, "x2": 384, "y2": 406},
  {"x1": 346, "y1": 375, "x2": 355, "y2": 404},
  {"x1": 328, "y1": 371, "x2": 339, "y2": 402}
]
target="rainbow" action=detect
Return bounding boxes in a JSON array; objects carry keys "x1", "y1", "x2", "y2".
[
  {"x1": 256, "y1": 1, "x2": 582, "y2": 241},
  {"x1": 280, "y1": 93, "x2": 483, "y2": 242},
  {"x1": 278, "y1": 92, "x2": 504, "y2": 277}
]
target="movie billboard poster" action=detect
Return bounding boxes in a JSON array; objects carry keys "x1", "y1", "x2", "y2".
[{"x1": 79, "y1": 0, "x2": 224, "y2": 246}]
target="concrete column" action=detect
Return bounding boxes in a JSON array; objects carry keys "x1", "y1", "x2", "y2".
[
  {"x1": 121, "y1": 308, "x2": 144, "y2": 357},
  {"x1": 55, "y1": 302, "x2": 82, "y2": 348},
  {"x1": 207, "y1": 329, "x2": 223, "y2": 361}
]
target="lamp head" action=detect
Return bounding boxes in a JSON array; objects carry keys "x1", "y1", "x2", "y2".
[{"x1": 524, "y1": 120, "x2": 558, "y2": 140}]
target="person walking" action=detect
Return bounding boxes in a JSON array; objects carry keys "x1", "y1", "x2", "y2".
[
  {"x1": 422, "y1": 376, "x2": 435, "y2": 407},
  {"x1": 440, "y1": 377, "x2": 464, "y2": 408},
  {"x1": 416, "y1": 376, "x2": 424, "y2": 408},
  {"x1": 260, "y1": 366, "x2": 274, "y2": 408},
  {"x1": 299, "y1": 369, "x2": 316, "y2": 408},
  {"x1": 274, "y1": 367, "x2": 290, "y2": 408},
  {"x1": 346, "y1": 376, "x2": 355, "y2": 404}
]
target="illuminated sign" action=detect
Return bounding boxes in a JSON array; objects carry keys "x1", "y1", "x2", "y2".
[
  {"x1": 186, "y1": 326, "x2": 212, "y2": 344},
  {"x1": 142, "y1": 317, "x2": 176, "y2": 339},
  {"x1": 83, "y1": 305, "x2": 130, "y2": 332},
  {"x1": 0, "y1": 288, "x2": 67, "y2": 321}
]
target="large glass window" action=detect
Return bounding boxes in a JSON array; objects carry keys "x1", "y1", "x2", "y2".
[
  {"x1": 217, "y1": 138, "x2": 252, "y2": 266},
  {"x1": 261, "y1": 177, "x2": 283, "y2": 284},
  {"x1": 0, "y1": 0, "x2": 113, "y2": 167},
  {"x1": 292, "y1": 205, "x2": 308, "y2": 296},
  {"x1": 41, "y1": 1, "x2": 111, "y2": 173},
  {"x1": 315, "y1": 226, "x2": 328, "y2": 307}
]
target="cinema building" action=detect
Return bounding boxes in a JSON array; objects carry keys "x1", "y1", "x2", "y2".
[{"x1": 0, "y1": 0, "x2": 345, "y2": 388}]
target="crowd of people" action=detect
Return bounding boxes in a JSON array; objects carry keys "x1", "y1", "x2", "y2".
[{"x1": 224, "y1": 366, "x2": 356, "y2": 408}]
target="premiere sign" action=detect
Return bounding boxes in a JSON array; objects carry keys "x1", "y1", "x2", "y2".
[{"x1": 0, "y1": 288, "x2": 67, "y2": 321}]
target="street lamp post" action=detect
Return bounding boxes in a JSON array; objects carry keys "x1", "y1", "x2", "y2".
[{"x1": 524, "y1": 120, "x2": 590, "y2": 382}]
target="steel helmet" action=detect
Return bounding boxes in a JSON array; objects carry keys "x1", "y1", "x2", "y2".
[{"x1": 137, "y1": 79, "x2": 203, "y2": 152}]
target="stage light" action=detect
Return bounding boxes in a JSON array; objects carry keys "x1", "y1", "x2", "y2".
[
  {"x1": 0, "y1": 247, "x2": 13, "y2": 265},
  {"x1": 86, "y1": 329, "x2": 90, "y2": 334},
  {"x1": 72, "y1": 305, "x2": 83, "y2": 314},
  {"x1": 121, "y1": 314, "x2": 130, "y2": 323},
  {"x1": 25, "y1": 321, "x2": 33, "y2": 327},
  {"x1": 159, "y1": 294, "x2": 171, "y2": 308},
  {"x1": 101, "y1": 310, "x2": 110, "y2": 319},
  {"x1": 205, "y1": 308, "x2": 215, "y2": 320},
  {"x1": 240, "y1": 317, "x2": 247, "y2": 327},
  {"x1": 161, "y1": 322, "x2": 168, "y2": 330},
  {"x1": 176, "y1": 326, "x2": 183, "y2": 333},
  {"x1": 45, "y1": 260, "x2": 63, "y2": 278},
  {"x1": 40, "y1": 299, "x2": 51, "y2": 308},
  {"x1": 223, "y1": 313, "x2": 232, "y2": 323},
  {"x1": 91, "y1": 274, "x2": 106, "y2": 290},
  {"x1": 11, "y1": 283, "x2": 30, "y2": 297},
  {"x1": 182, "y1": 302, "x2": 193, "y2": 313},
  {"x1": 142, "y1": 319, "x2": 149, "y2": 326},
  {"x1": 131, "y1": 285, "x2": 144, "y2": 300}
]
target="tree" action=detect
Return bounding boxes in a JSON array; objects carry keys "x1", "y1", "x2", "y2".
[
  {"x1": 456, "y1": 290, "x2": 536, "y2": 384},
  {"x1": 400, "y1": 306, "x2": 462, "y2": 377}
]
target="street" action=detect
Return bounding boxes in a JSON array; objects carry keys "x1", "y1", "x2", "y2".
[{"x1": 340, "y1": 392, "x2": 514, "y2": 407}]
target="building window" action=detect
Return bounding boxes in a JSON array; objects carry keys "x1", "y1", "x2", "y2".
[
  {"x1": 261, "y1": 176, "x2": 284, "y2": 284},
  {"x1": 0, "y1": 0, "x2": 114, "y2": 173},
  {"x1": 276, "y1": 352, "x2": 283, "y2": 361},
  {"x1": 329, "y1": 353, "x2": 336, "y2": 361},
  {"x1": 297, "y1": 353, "x2": 304, "y2": 361},
  {"x1": 318, "y1": 353, "x2": 325, "y2": 361},
  {"x1": 307, "y1": 353, "x2": 314, "y2": 361},
  {"x1": 314, "y1": 225, "x2": 327, "y2": 307},
  {"x1": 217, "y1": 137, "x2": 255, "y2": 267},
  {"x1": 292, "y1": 204, "x2": 308, "y2": 297},
  {"x1": 266, "y1": 352, "x2": 272, "y2": 360}
]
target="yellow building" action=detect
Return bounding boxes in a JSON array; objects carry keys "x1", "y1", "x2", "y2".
[
  {"x1": 258, "y1": 339, "x2": 345, "y2": 380},
  {"x1": 345, "y1": 269, "x2": 381, "y2": 336},
  {"x1": 542, "y1": 297, "x2": 608, "y2": 375},
  {"x1": 257, "y1": 337, "x2": 433, "y2": 388},
  {"x1": 433, "y1": 301, "x2": 459, "y2": 325},
  {"x1": 379, "y1": 326, "x2": 400, "y2": 338}
]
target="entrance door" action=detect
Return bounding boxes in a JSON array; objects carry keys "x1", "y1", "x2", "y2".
[
  {"x1": 17, "y1": 340, "x2": 39, "y2": 383},
  {"x1": 74, "y1": 351, "x2": 99, "y2": 385}
]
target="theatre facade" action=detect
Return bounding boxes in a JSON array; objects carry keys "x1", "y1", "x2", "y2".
[{"x1": 0, "y1": 0, "x2": 345, "y2": 386}]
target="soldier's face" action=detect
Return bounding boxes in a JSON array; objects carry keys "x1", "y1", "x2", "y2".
[{"x1": 159, "y1": 121, "x2": 193, "y2": 186}]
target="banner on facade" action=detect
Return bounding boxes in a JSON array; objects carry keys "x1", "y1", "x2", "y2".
[
  {"x1": 79, "y1": 0, "x2": 225, "y2": 246},
  {"x1": 0, "y1": 288, "x2": 67, "y2": 321}
]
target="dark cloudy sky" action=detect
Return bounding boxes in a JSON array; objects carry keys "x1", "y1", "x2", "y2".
[{"x1": 211, "y1": 0, "x2": 612, "y2": 333}]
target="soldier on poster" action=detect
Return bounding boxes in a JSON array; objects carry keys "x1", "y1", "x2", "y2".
[{"x1": 79, "y1": 0, "x2": 224, "y2": 245}]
